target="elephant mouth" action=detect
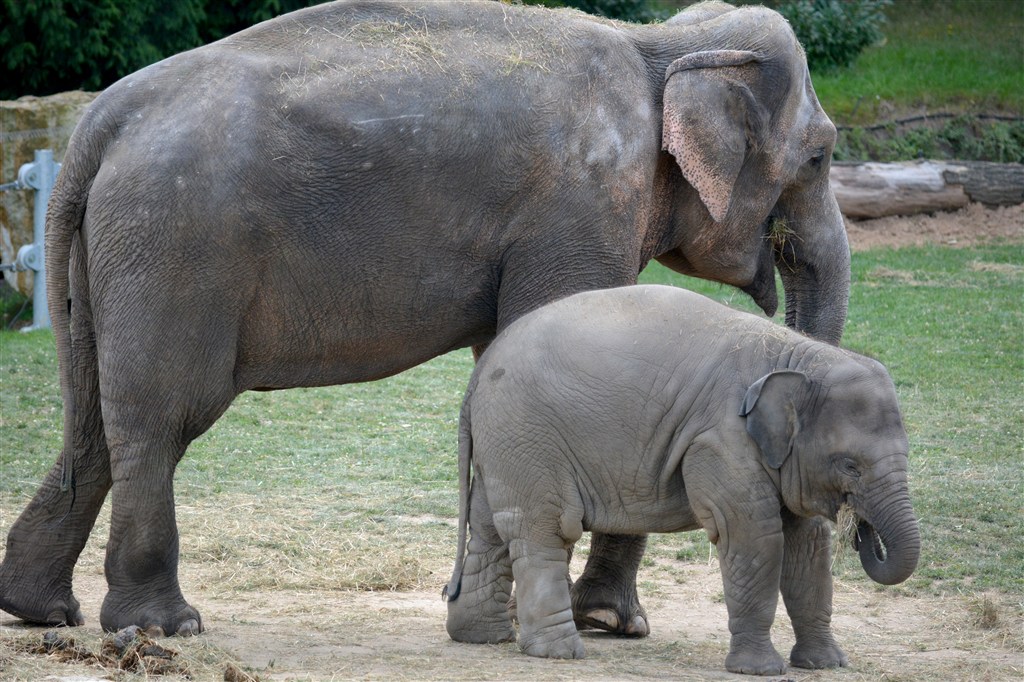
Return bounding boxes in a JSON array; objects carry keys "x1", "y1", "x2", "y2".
[{"x1": 853, "y1": 519, "x2": 886, "y2": 564}]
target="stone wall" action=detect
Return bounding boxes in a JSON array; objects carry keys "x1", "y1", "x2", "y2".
[{"x1": 1, "y1": 91, "x2": 98, "y2": 296}]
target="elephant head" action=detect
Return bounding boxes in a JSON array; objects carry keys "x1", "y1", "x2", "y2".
[
  {"x1": 656, "y1": 7, "x2": 850, "y2": 345},
  {"x1": 741, "y1": 363, "x2": 921, "y2": 586}
]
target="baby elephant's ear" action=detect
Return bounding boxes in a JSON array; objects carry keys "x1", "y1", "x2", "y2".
[{"x1": 740, "y1": 370, "x2": 809, "y2": 469}]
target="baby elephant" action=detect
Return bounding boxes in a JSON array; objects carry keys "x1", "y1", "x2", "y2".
[{"x1": 443, "y1": 285, "x2": 919, "y2": 675}]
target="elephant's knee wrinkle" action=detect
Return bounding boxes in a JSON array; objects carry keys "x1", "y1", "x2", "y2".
[
  {"x1": 697, "y1": 510, "x2": 720, "y2": 544},
  {"x1": 558, "y1": 510, "x2": 583, "y2": 544},
  {"x1": 492, "y1": 510, "x2": 522, "y2": 542}
]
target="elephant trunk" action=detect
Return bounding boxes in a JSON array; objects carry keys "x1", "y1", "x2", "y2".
[
  {"x1": 777, "y1": 189, "x2": 850, "y2": 346},
  {"x1": 854, "y1": 492, "x2": 921, "y2": 586}
]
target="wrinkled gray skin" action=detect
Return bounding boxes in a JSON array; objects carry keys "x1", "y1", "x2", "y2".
[
  {"x1": 0, "y1": 1, "x2": 849, "y2": 637},
  {"x1": 445, "y1": 285, "x2": 919, "y2": 675}
]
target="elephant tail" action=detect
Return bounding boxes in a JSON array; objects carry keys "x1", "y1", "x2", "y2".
[
  {"x1": 45, "y1": 109, "x2": 108, "y2": 495},
  {"x1": 442, "y1": 396, "x2": 474, "y2": 602}
]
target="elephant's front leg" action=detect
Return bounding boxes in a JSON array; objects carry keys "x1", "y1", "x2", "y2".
[
  {"x1": 715, "y1": 510, "x2": 787, "y2": 675},
  {"x1": 571, "y1": 532, "x2": 650, "y2": 636},
  {"x1": 781, "y1": 513, "x2": 849, "y2": 669},
  {"x1": 446, "y1": 478, "x2": 515, "y2": 645},
  {"x1": 688, "y1": 463, "x2": 787, "y2": 676}
]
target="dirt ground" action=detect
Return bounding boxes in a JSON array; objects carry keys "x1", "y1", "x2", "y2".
[
  {"x1": 1, "y1": 204, "x2": 1022, "y2": 681},
  {"x1": 3, "y1": 551, "x2": 1022, "y2": 682},
  {"x1": 843, "y1": 201, "x2": 1023, "y2": 251}
]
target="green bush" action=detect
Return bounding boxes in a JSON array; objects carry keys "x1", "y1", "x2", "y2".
[
  {"x1": 777, "y1": 0, "x2": 891, "y2": 72},
  {"x1": 0, "y1": 281, "x2": 30, "y2": 329},
  {"x1": 0, "y1": 1, "x2": 315, "y2": 99},
  {"x1": 834, "y1": 116, "x2": 1024, "y2": 162}
]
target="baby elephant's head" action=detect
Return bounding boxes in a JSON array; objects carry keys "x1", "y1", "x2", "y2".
[{"x1": 740, "y1": 358, "x2": 920, "y2": 585}]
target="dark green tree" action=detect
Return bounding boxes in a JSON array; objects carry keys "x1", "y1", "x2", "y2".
[
  {"x1": 198, "y1": 0, "x2": 314, "y2": 44},
  {"x1": 777, "y1": 0, "x2": 891, "y2": 72},
  {"x1": 1, "y1": 0, "x2": 206, "y2": 98},
  {"x1": 0, "y1": 0, "x2": 322, "y2": 99}
]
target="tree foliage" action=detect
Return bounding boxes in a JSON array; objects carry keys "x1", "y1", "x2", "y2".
[
  {"x1": 0, "y1": 0, "x2": 313, "y2": 99},
  {"x1": 1, "y1": 0, "x2": 205, "y2": 98},
  {"x1": 0, "y1": 0, "x2": 891, "y2": 99},
  {"x1": 776, "y1": 0, "x2": 891, "y2": 72}
]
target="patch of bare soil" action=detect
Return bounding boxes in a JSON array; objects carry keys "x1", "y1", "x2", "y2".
[
  {"x1": 845, "y1": 201, "x2": 1024, "y2": 251},
  {"x1": 2, "y1": 556, "x2": 1021, "y2": 681}
]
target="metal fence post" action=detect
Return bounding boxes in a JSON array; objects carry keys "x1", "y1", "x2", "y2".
[{"x1": 4, "y1": 149, "x2": 61, "y2": 330}]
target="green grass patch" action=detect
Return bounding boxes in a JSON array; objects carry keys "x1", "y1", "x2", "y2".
[
  {"x1": 811, "y1": 0, "x2": 1024, "y2": 123},
  {"x1": 2, "y1": 244, "x2": 1022, "y2": 597},
  {"x1": 841, "y1": 245, "x2": 1024, "y2": 592}
]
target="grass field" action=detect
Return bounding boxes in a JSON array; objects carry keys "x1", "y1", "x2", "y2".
[
  {"x1": 810, "y1": 0, "x2": 1024, "y2": 123},
  {"x1": 2, "y1": 243, "x2": 1021, "y2": 597}
]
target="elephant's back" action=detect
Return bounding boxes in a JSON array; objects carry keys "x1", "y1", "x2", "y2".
[
  {"x1": 517, "y1": 285, "x2": 754, "y2": 341},
  {"x1": 479, "y1": 284, "x2": 803, "y2": 389},
  {"x1": 477, "y1": 286, "x2": 716, "y2": 388}
]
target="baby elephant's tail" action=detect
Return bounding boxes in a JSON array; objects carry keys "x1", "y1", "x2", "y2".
[{"x1": 442, "y1": 398, "x2": 473, "y2": 602}]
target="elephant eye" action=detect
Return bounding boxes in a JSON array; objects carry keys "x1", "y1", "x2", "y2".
[
  {"x1": 808, "y1": 149, "x2": 826, "y2": 168},
  {"x1": 839, "y1": 457, "x2": 862, "y2": 478}
]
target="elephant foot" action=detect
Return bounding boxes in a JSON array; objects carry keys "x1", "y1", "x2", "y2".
[
  {"x1": 725, "y1": 637, "x2": 786, "y2": 676},
  {"x1": 574, "y1": 607, "x2": 648, "y2": 636},
  {"x1": 0, "y1": 560, "x2": 85, "y2": 627},
  {"x1": 570, "y1": 583, "x2": 649, "y2": 637},
  {"x1": 446, "y1": 617, "x2": 516, "y2": 645},
  {"x1": 519, "y1": 623, "x2": 585, "y2": 659},
  {"x1": 100, "y1": 589, "x2": 202, "y2": 636},
  {"x1": 570, "y1": 533, "x2": 649, "y2": 637},
  {"x1": 790, "y1": 638, "x2": 849, "y2": 669},
  {"x1": 446, "y1": 597, "x2": 515, "y2": 644}
]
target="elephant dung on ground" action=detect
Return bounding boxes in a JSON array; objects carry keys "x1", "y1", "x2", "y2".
[
  {"x1": 1, "y1": 0, "x2": 850, "y2": 637},
  {"x1": 445, "y1": 285, "x2": 920, "y2": 676}
]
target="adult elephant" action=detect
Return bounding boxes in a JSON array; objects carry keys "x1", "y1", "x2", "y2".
[{"x1": 0, "y1": 0, "x2": 850, "y2": 637}]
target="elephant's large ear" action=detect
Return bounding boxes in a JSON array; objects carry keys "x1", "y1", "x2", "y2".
[
  {"x1": 662, "y1": 50, "x2": 769, "y2": 223},
  {"x1": 740, "y1": 370, "x2": 809, "y2": 469}
]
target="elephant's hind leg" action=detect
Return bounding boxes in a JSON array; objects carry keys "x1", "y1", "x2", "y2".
[
  {"x1": 446, "y1": 477, "x2": 515, "y2": 644},
  {"x1": 0, "y1": 420, "x2": 110, "y2": 627},
  {"x1": 571, "y1": 533, "x2": 650, "y2": 636},
  {"x1": 508, "y1": 535, "x2": 584, "y2": 659},
  {"x1": 100, "y1": 430, "x2": 202, "y2": 635},
  {"x1": 496, "y1": 498, "x2": 584, "y2": 659},
  {"x1": 96, "y1": 327, "x2": 237, "y2": 635},
  {"x1": 0, "y1": 263, "x2": 112, "y2": 627}
]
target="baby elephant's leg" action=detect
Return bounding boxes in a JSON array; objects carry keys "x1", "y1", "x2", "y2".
[
  {"x1": 501, "y1": 513, "x2": 584, "y2": 659},
  {"x1": 687, "y1": 457, "x2": 787, "y2": 675},
  {"x1": 446, "y1": 478, "x2": 515, "y2": 644},
  {"x1": 781, "y1": 514, "x2": 849, "y2": 669}
]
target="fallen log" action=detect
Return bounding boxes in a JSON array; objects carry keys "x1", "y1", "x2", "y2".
[{"x1": 830, "y1": 160, "x2": 1024, "y2": 219}]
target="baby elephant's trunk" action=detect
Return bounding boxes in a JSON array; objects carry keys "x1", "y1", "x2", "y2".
[{"x1": 854, "y1": 493, "x2": 920, "y2": 586}]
